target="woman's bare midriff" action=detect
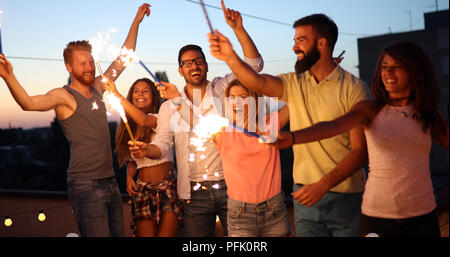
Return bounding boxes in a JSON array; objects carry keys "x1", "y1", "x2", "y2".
[{"x1": 138, "y1": 161, "x2": 173, "y2": 185}]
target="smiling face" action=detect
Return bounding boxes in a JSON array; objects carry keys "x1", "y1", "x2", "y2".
[
  {"x1": 131, "y1": 81, "x2": 153, "y2": 111},
  {"x1": 229, "y1": 85, "x2": 250, "y2": 124},
  {"x1": 66, "y1": 50, "x2": 96, "y2": 86},
  {"x1": 293, "y1": 25, "x2": 321, "y2": 75},
  {"x1": 381, "y1": 53, "x2": 411, "y2": 98},
  {"x1": 178, "y1": 49, "x2": 208, "y2": 87}
]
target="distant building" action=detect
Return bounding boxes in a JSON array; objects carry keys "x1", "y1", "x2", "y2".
[{"x1": 357, "y1": 10, "x2": 449, "y2": 176}]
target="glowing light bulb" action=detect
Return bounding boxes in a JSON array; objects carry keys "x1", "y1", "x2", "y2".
[
  {"x1": 38, "y1": 210, "x2": 46, "y2": 222},
  {"x1": 4, "y1": 216, "x2": 12, "y2": 227}
]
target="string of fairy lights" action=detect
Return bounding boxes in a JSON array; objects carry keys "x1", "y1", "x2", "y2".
[{"x1": 2, "y1": 203, "x2": 71, "y2": 227}]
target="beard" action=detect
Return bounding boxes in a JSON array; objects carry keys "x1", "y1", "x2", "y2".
[
  {"x1": 71, "y1": 71, "x2": 95, "y2": 86},
  {"x1": 295, "y1": 44, "x2": 320, "y2": 76}
]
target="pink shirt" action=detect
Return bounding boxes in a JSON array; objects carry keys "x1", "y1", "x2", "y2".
[
  {"x1": 216, "y1": 113, "x2": 281, "y2": 204},
  {"x1": 362, "y1": 105, "x2": 436, "y2": 219}
]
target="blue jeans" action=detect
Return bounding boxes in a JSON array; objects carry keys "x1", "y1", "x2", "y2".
[
  {"x1": 227, "y1": 192, "x2": 291, "y2": 237},
  {"x1": 293, "y1": 184, "x2": 361, "y2": 237},
  {"x1": 183, "y1": 180, "x2": 228, "y2": 237},
  {"x1": 67, "y1": 177, "x2": 124, "y2": 237}
]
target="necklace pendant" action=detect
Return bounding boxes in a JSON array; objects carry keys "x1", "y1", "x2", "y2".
[{"x1": 401, "y1": 111, "x2": 407, "y2": 118}]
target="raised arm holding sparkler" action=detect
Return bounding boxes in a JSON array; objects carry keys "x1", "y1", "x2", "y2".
[
  {"x1": 157, "y1": 0, "x2": 261, "y2": 126},
  {"x1": 93, "y1": 3, "x2": 151, "y2": 95},
  {"x1": 100, "y1": 77, "x2": 163, "y2": 158},
  {"x1": 0, "y1": 4, "x2": 152, "y2": 237},
  {"x1": 102, "y1": 77, "x2": 157, "y2": 128},
  {"x1": 210, "y1": 13, "x2": 373, "y2": 237}
]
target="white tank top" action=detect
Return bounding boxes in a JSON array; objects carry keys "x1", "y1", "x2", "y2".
[{"x1": 131, "y1": 114, "x2": 174, "y2": 169}]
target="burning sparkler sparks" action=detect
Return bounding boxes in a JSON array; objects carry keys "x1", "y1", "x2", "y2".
[
  {"x1": 190, "y1": 114, "x2": 229, "y2": 151},
  {"x1": 188, "y1": 114, "x2": 271, "y2": 190},
  {"x1": 90, "y1": 32, "x2": 136, "y2": 145},
  {"x1": 191, "y1": 114, "x2": 265, "y2": 149},
  {"x1": 103, "y1": 88, "x2": 136, "y2": 144},
  {"x1": 118, "y1": 47, "x2": 162, "y2": 86}
]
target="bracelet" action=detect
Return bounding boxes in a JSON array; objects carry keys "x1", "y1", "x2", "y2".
[{"x1": 171, "y1": 96, "x2": 183, "y2": 106}]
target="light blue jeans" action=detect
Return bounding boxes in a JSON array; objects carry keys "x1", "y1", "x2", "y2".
[
  {"x1": 67, "y1": 177, "x2": 124, "y2": 237},
  {"x1": 293, "y1": 184, "x2": 361, "y2": 237},
  {"x1": 227, "y1": 192, "x2": 291, "y2": 237}
]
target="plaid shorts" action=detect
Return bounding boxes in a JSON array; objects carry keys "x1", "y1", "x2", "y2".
[{"x1": 129, "y1": 171, "x2": 183, "y2": 234}]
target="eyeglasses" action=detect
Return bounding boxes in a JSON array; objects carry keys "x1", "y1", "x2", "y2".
[{"x1": 180, "y1": 57, "x2": 205, "y2": 68}]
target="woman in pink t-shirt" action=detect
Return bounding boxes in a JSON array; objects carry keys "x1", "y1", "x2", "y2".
[
  {"x1": 269, "y1": 41, "x2": 448, "y2": 237},
  {"x1": 212, "y1": 79, "x2": 291, "y2": 237}
]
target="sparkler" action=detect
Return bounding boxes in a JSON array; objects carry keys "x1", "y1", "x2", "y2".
[
  {"x1": 118, "y1": 47, "x2": 162, "y2": 86},
  {"x1": 90, "y1": 33, "x2": 136, "y2": 144},
  {"x1": 95, "y1": 61, "x2": 104, "y2": 77},
  {"x1": 189, "y1": 114, "x2": 268, "y2": 190},
  {"x1": 190, "y1": 114, "x2": 230, "y2": 152},
  {"x1": 192, "y1": 114, "x2": 263, "y2": 142},
  {"x1": 199, "y1": 0, "x2": 215, "y2": 34},
  {"x1": 229, "y1": 123, "x2": 262, "y2": 139},
  {"x1": 189, "y1": 113, "x2": 276, "y2": 191},
  {"x1": 103, "y1": 86, "x2": 136, "y2": 144}
]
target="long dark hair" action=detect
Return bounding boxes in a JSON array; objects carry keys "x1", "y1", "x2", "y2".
[
  {"x1": 115, "y1": 78, "x2": 161, "y2": 167},
  {"x1": 371, "y1": 41, "x2": 446, "y2": 136}
]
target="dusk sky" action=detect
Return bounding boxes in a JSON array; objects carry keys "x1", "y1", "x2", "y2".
[{"x1": 0, "y1": 0, "x2": 448, "y2": 129}]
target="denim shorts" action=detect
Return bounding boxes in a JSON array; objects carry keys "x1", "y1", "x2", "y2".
[
  {"x1": 227, "y1": 192, "x2": 291, "y2": 237},
  {"x1": 147, "y1": 192, "x2": 172, "y2": 214}
]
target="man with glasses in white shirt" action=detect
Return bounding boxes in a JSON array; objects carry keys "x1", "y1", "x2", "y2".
[{"x1": 129, "y1": 4, "x2": 263, "y2": 236}]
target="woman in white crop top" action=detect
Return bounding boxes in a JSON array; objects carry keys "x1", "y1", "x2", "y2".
[
  {"x1": 111, "y1": 78, "x2": 182, "y2": 237},
  {"x1": 268, "y1": 41, "x2": 448, "y2": 237}
]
